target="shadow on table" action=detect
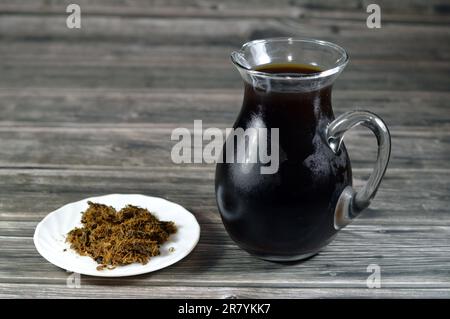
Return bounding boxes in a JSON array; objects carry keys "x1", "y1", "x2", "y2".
[
  {"x1": 79, "y1": 208, "x2": 328, "y2": 287},
  {"x1": 80, "y1": 210, "x2": 224, "y2": 286}
]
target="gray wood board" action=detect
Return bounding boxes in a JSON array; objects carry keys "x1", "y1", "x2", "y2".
[{"x1": 1, "y1": 0, "x2": 450, "y2": 17}]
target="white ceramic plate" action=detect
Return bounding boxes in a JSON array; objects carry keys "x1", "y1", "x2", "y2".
[{"x1": 33, "y1": 194, "x2": 200, "y2": 277}]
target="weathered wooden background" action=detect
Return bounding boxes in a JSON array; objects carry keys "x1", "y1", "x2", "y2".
[{"x1": 0, "y1": 0, "x2": 449, "y2": 298}]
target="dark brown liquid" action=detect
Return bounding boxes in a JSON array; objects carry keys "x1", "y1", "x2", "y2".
[
  {"x1": 215, "y1": 63, "x2": 352, "y2": 260},
  {"x1": 255, "y1": 63, "x2": 323, "y2": 74}
]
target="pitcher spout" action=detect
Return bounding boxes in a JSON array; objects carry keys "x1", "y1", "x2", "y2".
[{"x1": 231, "y1": 51, "x2": 252, "y2": 70}]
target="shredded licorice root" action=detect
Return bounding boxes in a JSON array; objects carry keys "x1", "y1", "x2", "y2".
[{"x1": 66, "y1": 201, "x2": 177, "y2": 270}]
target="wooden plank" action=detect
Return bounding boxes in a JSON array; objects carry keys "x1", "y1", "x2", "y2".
[
  {"x1": 0, "y1": 28, "x2": 448, "y2": 91},
  {"x1": 0, "y1": 169, "x2": 447, "y2": 225},
  {"x1": 0, "y1": 126, "x2": 447, "y2": 169},
  {"x1": 0, "y1": 0, "x2": 449, "y2": 18},
  {"x1": 0, "y1": 61, "x2": 449, "y2": 91},
  {"x1": 0, "y1": 283, "x2": 449, "y2": 299},
  {"x1": 2, "y1": 42, "x2": 449, "y2": 66},
  {"x1": 1, "y1": 15, "x2": 449, "y2": 47},
  {"x1": 0, "y1": 89, "x2": 448, "y2": 128},
  {"x1": 1, "y1": 223, "x2": 450, "y2": 289}
]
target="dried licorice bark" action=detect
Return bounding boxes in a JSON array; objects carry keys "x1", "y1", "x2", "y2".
[{"x1": 66, "y1": 201, "x2": 177, "y2": 270}]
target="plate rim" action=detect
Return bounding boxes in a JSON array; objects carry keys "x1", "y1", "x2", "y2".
[{"x1": 33, "y1": 193, "x2": 201, "y2": 277}]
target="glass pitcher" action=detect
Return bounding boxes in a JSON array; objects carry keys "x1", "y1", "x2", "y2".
[{"x1": 215, "y1": 38, "x2": 391, "y2": 261}]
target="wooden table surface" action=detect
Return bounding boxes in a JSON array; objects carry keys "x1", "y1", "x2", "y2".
[{"x1": 1, "y1": 0, "x2": 449, "y2": 298}]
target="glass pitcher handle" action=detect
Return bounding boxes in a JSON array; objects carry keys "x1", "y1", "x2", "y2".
[{"x1": 325, "y1": 110, "x2": 391, "y2": 229}]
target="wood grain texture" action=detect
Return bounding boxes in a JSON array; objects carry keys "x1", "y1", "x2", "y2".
[
  {"x1": 0, "y1": 126, "x2": 448, "y2": 170},
  {"x1": 0, "y1": 89, "x2": 448, "y2": 128},
  {"x1": 1, "y1": 284, "x2": 449, "y2": 299},
  {"x1": 1, "y1": 0, "x2": 450, "y2": 18},
  {"x1": 0, "y1": 0, "x2": 449, "y2": 298},
  {"x1": 0, "y1": 168, "x2": 448, "y2": 226}
]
